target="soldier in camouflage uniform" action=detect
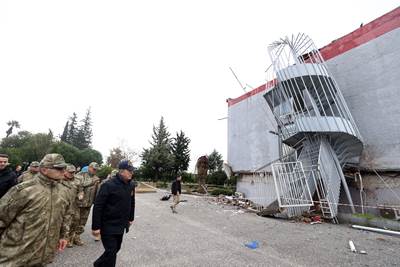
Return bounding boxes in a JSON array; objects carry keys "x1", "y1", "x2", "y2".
[
  {"x1": 17, "y1": 161, "x2": 40, "y2": 183},
  {"x1": 61, "y1": 164, "x2": 81, "y2": 248},
  {"x1": 74, "y1": 161, "x2": 100, "y2": 245},
  {"x1": 0, "y1": 153, "x2": 73, "y2": 266}
]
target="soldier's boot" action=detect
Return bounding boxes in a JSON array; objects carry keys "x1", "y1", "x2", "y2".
[
  {"x1": 67, "y1": 235, "x2": 74, "y2": 248},
  {"x1": 73, "y1": 235, "x2": 84, "y2": 246}
]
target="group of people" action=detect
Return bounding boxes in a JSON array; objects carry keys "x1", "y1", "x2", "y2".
[{"x1": 0, "y1": 152, "x2": 136, "y2": 267}]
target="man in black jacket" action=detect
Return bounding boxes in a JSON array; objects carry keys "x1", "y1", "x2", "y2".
[
  {"x1": 170, "y1": 175, "x2": 182, "y2": 213},
  {"x1": 0, "y1": 154, "x2": 17, "y2": 199},
  {"x1": 92, "y1": 160, "x2": 135, "y2": 267}
]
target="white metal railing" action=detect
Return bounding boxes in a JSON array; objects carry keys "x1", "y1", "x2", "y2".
[{"x1": 271, "y1": 161, "x2": 313, "y2": 210}]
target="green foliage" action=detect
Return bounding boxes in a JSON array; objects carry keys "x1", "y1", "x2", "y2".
[
  {"x1": 48, "y1": 142, "x2": 102, "y2": 167},
  {"x1": 61, "y1": 109, "x2": 92, "y2": 149},
  {"x1": 207, "y1": 170, "x2": 228, "y2": 185},
  {"x1": 226, "y1": 175, "x2": 237, "y2": 186},
  {"x1": 67, "y1": 113, "x2": 78, "y2": 144},
  {"x1": 210, "y1": 188, "x2": 234, "y2": 196},
  {"x1": 1, "y1": 131, "x2": 54, "y2": 166},
  {"x1": 171, "y1": 130, "x2": 191, "y2": 174},
  {"x1": 74, "y1": 108, "x2": 92, "y2": 149},
  {"x1": 60, "y1": 121, "x2": 69, "y2": 142},
  {"x1": 97, "y1": 165, "x2": 114, "y2": 179},
  {"x1": 49, "y1": 141, "x2": 80, "y2": 165},
  {"x1": 79, "y1": 148, "x2": 103, "y2": 166},
  {"x1": 208, "y1": 149, "x2": 223, "y2": 173},
  {"x1": 141, "y1": 117, "x2": 174, "y2": 181},
  {"x1": 181, "y1": 172, "x2": 196, "y2": 183}
]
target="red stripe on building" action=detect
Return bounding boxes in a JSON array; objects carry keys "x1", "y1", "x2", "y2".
[
  {"x1": 227, "y1": 79, "x2": 277, "y2": 107},
  {"x1": 320, "y1": 7, "x2": 400, "y2": 60},
  {"x1": 227, "y1": 7, "x2": 400, "y2": 107}
]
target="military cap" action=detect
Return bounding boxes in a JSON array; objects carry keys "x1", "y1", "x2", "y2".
[
  {"x1": 118, "y1": 160, "x2": 134, "y2": 172},
  {"x1": 40, "y1": 153, "x2": 67, "y2": 168},
  {"x1": 89, "y1": 162, "x2": 99, "y2": 169},
  {"x1": 30, "y1": 161, "x2": 40, "y2": 167},
  {"x1": 66, "y1": 164, "x2": 76, "y2": 172}
]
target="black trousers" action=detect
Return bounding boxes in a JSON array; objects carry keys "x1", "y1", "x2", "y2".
[{"x1": 94, "y1": 234, "x2": 123, "y2": 267}]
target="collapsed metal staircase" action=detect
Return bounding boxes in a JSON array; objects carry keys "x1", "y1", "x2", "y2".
[{"x1": 262, "y1": 33, "x2": 363, "y2": 222}]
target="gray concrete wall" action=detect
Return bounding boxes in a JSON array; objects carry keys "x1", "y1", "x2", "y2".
[
  {"x1": 326, "y1": 28, "x2": 400, "y2": 171},
  {"x1": 227, "y1": 91, "x2": 278, "y2": 172},
  {"x1": 236, "y1": 173, "x2": 277, "y2": 207}
]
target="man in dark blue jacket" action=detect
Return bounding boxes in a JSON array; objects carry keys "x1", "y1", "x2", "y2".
[
  {"x1": 0, "y1": 154, "x2": 17, "y2": 199},
  {"x1": 92, "y1": 160, "x2": 135, "y2": 267}
]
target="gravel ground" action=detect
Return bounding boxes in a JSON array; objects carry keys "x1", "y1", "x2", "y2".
[{"x1": 50, "y1": 192, "x2": 400, "y2": 267}]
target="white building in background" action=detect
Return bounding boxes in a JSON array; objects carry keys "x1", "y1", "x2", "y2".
[{"x1": 227, "y1": 7, "x2": 400, "y2": 217}]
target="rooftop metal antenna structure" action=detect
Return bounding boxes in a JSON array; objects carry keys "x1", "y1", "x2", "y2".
[{"x1": 262, "y1": 33, "x2": 364, "y2": 222}]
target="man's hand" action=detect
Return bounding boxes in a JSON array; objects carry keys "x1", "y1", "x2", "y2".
[
  {"x1": 129, "y1": 220, "x2": 134, "y2": 225},
  {"x1": 92, "y1": 229, "x2": 101, "y2": 235},
  {"x1": 58, "y1": 239, "x2": 68, "y2": 251}
]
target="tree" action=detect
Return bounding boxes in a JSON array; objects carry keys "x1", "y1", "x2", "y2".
[
  {"x1": 208, "y1": 149, "x2": 223, "y2": 173},
  {"x1": 1, "y1": 131, "x2": 53, "y2": 166},
  {"x1": 5, "y1": 120, "x2": 20, "y2": 138},
  {"x1": 49, "y1": 141, "x2": 81, "y2": 166},
  {"x1": 60, "y1": 121, "x2": 69, "y2": 142},
  {"x1": 49, "y1": 142, "x2": 102, "y2": 167},
  {"x1": 78, "y1": 148, "x2": 103, "y2": 167},
  {"x1": 107, "y1": 147, "x2": 125, "y2": 168},
  {"x1": 140, "y1": 117, "x2": 174, "y2": 181},
  {"x1": 75, "y1": 108, "x2": 93, "y2": 149},
  {"x1": 67, "y1": 113, "x2": 78, "y2": 145},
  {"x1": 171, "y1": 130, "x2": 191, "y2": 174}
]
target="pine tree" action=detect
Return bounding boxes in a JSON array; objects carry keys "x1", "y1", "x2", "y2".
[
  {"x1": 208, "y1": 149, "x2": 223, "y2": 173},
  {"x1": 60, "y1": 121, "x2": 69, "y2": 142},
  {"x1": 141, "y1": 117, "x2": 174, "y2": 181},
  {"x1": 67, "y1": 113, "x2": 78, "y2": 145},
  {"x1": 171, "y1": 130, "x2": 191, "y2": 174},
  {"x1": 74, "y1": 108, "x2": 92, "y2": 149},
  {"x1": 81, "y1": 107, "x2": 93, "y2": 148}
]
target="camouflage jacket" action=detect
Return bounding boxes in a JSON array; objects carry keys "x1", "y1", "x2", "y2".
[
  {"x1": 75, "y1": 172, "x2": 100, "y2": 207},
  {"x1": 61, "y1": 177, "x2": 80, "y2": 208},
  {"x1": 17, "y1": 170, "x2": 37, "y2": 183},
  {"x1": 0, "y1": 174, "x2": 73, "y2": 266}
]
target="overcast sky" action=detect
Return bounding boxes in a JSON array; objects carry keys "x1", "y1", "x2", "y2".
[{"x1": 0, "y1": 1, "x2": 398, "y2": 171}]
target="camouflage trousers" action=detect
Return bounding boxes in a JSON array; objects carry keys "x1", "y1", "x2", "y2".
[
  {"x1": 76, "y1": 207, "x2": 91, "y2": 235},
  {"x1": 67, "y1": 209, "x2": 80, "y2": 241}
]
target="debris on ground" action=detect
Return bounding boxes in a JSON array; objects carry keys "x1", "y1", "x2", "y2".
[
  {"x1": 160, "y1": 194, "x2": 171, "y2": 201},
  {"x1": 244, "y1": 241, "x2": 260, "y2": 249},
  {"x1": 352, "y1": 224, "x2": 400, "y2": 237},
  {"x1": 349, "y1": 240, "x2": 357, "y2": 253}
]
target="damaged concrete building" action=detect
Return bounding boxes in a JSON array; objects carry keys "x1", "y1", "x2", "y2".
[{"x1": 226, "y1": 7, "x2": 400, "y2": 222}]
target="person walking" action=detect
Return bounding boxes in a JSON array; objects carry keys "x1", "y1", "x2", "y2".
[
  {"x1": 170, "y1": 175, "x2": 182, "y2": 213},
  {"x1": 17, "y1": 161, "x2": 40, "y2": 183},
  {"x1": 61, "y1": 164, "x2": 81, "y2": 248},
  {"x1": 74, "y1": 162, "x2": 100, "y2": 245},
  {"x1": 92, "y1": 160, "x2": 136, "y2": 267},
  {"x1": 0, "y1": 153, "x2": 72, "y2": 266}
]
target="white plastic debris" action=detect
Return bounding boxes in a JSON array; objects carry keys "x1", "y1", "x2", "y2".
[{"x1": 349, "y1": 240, "x2": 357, "y2": 253}]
